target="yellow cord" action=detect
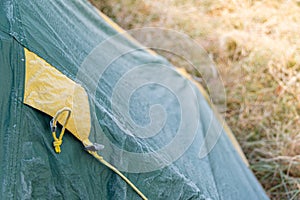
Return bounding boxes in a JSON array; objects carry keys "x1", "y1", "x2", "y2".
[
  {"x1": 89, "y1": 151, "x2": 148, "y2": 200},
  {"x1": 50, "y1": 107, "x2": 147, "y2": 199},
  {"x1": 51, "y1": 107, "x2": 72, "y2": 153}
]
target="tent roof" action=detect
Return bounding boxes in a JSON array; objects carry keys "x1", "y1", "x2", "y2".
[{"x1": 0, "y1": 0, "x2": 268, "y2": 199}]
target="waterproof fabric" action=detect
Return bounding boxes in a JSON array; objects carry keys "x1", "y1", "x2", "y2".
[
  {"x1": 0, "y1": 0, "x2": 269, "y2": 199},
  {"x1": 24, "y1": 49, "x2": 92, "y2": 145}
]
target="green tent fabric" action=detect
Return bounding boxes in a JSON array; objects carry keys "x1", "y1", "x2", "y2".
[{"x1": 0, "y1": 0, "x2": 269, "y2": 199}]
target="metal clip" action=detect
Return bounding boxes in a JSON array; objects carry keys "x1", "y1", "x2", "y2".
[
  {"x1": 50, "y1": 119, "x2": 57, "y2": 132},
  {"x1": 85, "y1": 143, "x2": 105, "y2": 152}
]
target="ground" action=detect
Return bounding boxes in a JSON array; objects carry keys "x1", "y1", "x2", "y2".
[{"x1": 90, "y1": 0, "x2": 300, "y2": 199}]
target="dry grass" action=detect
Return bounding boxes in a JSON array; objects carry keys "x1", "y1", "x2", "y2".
[{"x1": 90, "y1": 0, "x2": 300, "y2": 199}]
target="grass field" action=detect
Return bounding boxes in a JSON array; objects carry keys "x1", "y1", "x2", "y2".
[{"x1": 91, "y1": 0, "x2": 300, "y2": 199}]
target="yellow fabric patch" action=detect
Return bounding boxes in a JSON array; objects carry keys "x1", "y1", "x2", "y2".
[{"x1": 23, "y1": 48, "x2": 92, "y2": 146}]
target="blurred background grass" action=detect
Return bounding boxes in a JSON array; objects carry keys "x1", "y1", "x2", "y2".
[{"x1": 90, "y1": 0, "x2": 300, "y2": 199}]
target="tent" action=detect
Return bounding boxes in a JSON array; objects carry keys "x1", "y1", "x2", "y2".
[{"x1": 0, "y1": 0, "x2": 269, "y2": 199}]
